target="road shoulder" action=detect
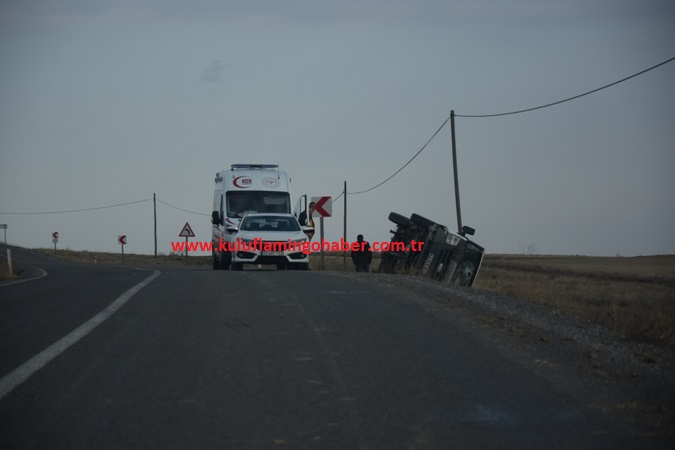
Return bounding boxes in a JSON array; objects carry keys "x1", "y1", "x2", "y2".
[{"x1": 332, "y1": 271, "x2": 675, "y2": 442}]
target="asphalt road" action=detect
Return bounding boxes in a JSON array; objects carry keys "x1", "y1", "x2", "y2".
[{"x1": 0, "y1": 245, "x2": 673, "y2": 449}]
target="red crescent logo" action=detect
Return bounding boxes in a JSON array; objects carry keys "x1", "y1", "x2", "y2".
[{"x1": 233, "y1": 176, "x2": 252, "y2": 188}]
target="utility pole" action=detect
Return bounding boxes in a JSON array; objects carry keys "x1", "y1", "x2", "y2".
[
  {"x1": 450, "y1": 110, "x2": 463, "y2": 232},
  {"x1": 153, "y1": 193, "x2": 157, "y2": 257},
  {"x1": 343, "y1": 181, "x2": 347, "y2": 270}
]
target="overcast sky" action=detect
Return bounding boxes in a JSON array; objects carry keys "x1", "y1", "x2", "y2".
[{"x1": 1, "y1": 0, "x2": 674, "y2": 257}]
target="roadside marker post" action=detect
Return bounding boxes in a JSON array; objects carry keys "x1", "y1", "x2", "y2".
[
  {"x1": 178, "y1": 222, "x2": 196, "y2": 265},
  {"x1": 311, "y1": 196, "x2": 332, "y2": 270},
  {"x1": 118, "y1": 235, "x2": 127, "y2": 264},
  {"x1": 1, "y1": 224, "x2": 7, "y2": 244},
  {"x1": 6, "y1": 249, "x2": 12, "y2": 276},
  {"x1": 52, "y1": 232, "x2": 59, "y2": 254}
]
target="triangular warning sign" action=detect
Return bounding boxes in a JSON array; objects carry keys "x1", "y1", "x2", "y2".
[{"x1": 179, "y1": 222, "x2": 195, "y2": 237}]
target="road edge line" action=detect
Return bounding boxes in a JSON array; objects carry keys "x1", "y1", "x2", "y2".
[
  {"x1": 0, "y1": 268, "x2": 48, "y2": 287},
  {"x1": 0, "y1": 270, "x2": 161, "y2": 401}
]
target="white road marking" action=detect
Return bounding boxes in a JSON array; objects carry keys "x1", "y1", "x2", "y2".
[
  {"x1": 0, "y1": 268, "x2": 48, "y2": 287},
  {"x1": 0, "y1": 270, "x2": 161, "y2": 401}
]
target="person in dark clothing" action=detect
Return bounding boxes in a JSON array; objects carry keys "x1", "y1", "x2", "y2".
[
  {"x1": 351, "y1": 234, "x2": 372, "y2": 272},
  {"x1": 298, "y1": 202, "x2": 316, "y2": 241}
]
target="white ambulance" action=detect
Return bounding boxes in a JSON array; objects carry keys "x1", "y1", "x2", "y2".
[{"x1": 211, "y1": 164, "x2": 292, "y2": 269}]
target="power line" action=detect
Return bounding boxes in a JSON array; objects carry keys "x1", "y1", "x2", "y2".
[
  {"x1": 0, "y1": 197, "x2": 209, "y2": 217},
  {"x1": 456, "y1": 56, "x2": 675, "y2": 118},
  {"x1": 348, "y1": 116, "x2": 451, "y2": 196},
  {"x1": 0, "y1": 198, "x2": 151, "y2": 215},
  {"x1": 3, "y1": 60, "x2": 671, "y2": 217},
  {"x1": 156, "y1": 199, "x2": 209, "y2": 217},
  {"x1": 337, "y1": 56, "x2": 674, "y2": 200}
]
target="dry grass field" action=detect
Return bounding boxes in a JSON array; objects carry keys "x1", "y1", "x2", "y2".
[
  {"x1": 31, "y1": 248, "x2": 211, "y2": 266},
  {"x1": 21, "y1": 248, "x2": 675, "y2": 349},
  {"x1": 474, "y1": 254, "x2": 675, "y2": 350}
]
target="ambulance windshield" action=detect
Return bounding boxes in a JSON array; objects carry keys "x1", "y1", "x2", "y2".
[{"x1": 226, "y1": 191, "x2": 291, "y2": 218}]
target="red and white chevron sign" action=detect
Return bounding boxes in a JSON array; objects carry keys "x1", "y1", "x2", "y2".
[{"x1": 311, "y1": 196, "x2": 332, "y2": 217}]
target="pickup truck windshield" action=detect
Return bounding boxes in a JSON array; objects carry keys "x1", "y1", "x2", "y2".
[{"x1": 240, "y1": 216, "x2": 301, "y2": 232}]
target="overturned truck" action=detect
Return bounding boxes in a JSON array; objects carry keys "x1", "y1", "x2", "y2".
[{"x1": 379, "y1": 212, "x2": 485, "y2": 287}]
